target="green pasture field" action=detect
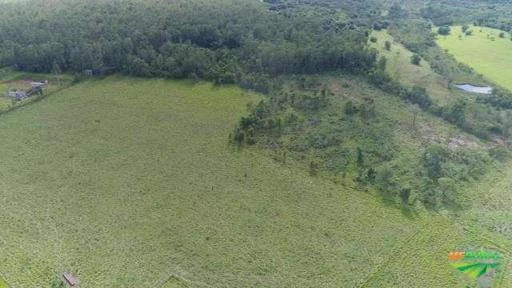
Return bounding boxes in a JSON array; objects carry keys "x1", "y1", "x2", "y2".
[
  {"x1": 0, "y1": 76, "x2": 509, "y2": 287},
  {"x1": 436, "y1": 25, "x2": 512, "y2": 91}
]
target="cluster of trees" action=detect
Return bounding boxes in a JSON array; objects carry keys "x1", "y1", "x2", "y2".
[
  {"x1": 419, "y1": 144, "x2": 491, "y2": 209},
  {"x1": 0, "y1": 0, "x2": 378, "y2": 88}
]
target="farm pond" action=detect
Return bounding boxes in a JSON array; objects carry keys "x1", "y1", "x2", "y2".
[{"x1": 455, "y1": 84, "x2": 493, "y2": 94}]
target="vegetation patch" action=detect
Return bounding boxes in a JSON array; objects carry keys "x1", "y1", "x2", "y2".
[
  {"x1": 0, "y1": 77, "x2": 507, "y2": 287},
  {"x1": 0, "y1": 278, "x2": 8, "y2": 288}
]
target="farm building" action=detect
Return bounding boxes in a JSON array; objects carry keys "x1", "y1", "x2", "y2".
[{"x1": 4, "y1": 80, "x2": 48, "y2": 101}]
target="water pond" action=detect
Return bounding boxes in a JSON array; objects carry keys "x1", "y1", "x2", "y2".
[{"x1": 455, "y1": 84, "x2": 493, "y2": 94}]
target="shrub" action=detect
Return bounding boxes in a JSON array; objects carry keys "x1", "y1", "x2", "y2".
[
  {"x1": 438, "y1": 26, "x2": 451, "y2": 35},
  {"x1": 384, "y1": 41, "x2": 391, "y2": 51},
  {"x1": 406, "y1": 86, "x2": 432, "y2": 108},
  {"x1": 344, "y1": 100, "x2": 358, "y2": 115},
  {"x1": 411, "y1": 54, "x2": 421, "y2": 65},
  {"x1": 489, "y1": 146, "x2": 511, "y2": 162}
]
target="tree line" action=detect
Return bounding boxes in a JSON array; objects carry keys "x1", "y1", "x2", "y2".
[{"x1": 0, "y1": 0, "x2": 378, "y2": 88}]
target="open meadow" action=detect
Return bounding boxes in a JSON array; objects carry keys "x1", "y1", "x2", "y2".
[
  {"x1": 436, "y1": 26, "x2": 512, "y2": 91},
  {"x1": 369, "y1": 30, "x2": 457, "y2": 105},
  {"x1": 0, "y1": 76, "x2": 509, "y2": 287}
]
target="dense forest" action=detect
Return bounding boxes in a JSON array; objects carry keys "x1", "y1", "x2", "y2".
[{"x1": 0, "y1": 0, "x2": 378, "y2": 91}]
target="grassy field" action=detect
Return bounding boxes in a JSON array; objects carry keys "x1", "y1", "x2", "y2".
[
  {"x1": 436, "y1": 26, "x2": 512, "y2": 91},
  {"x1": 0, "y1": 76, "x2": 509, "y2": 287},
  {"x1": 369, "y1": 30, "x2": 471, "y2": 106}
]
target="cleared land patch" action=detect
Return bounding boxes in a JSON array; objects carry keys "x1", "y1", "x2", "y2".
[{"x1": 0, "y1": 77, "x2": 509, "y2": 287}]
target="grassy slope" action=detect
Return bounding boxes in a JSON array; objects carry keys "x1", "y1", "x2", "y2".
[
  {"x1": 369, "y1": 30, "x2": 468, "y2": 106},
  {"x1": 435, "y1": 24, "x2": 512, "y2": 248},
  {"x1": 436, "y1": 26, "x2": 512, "y2": 91},
  {"x1": 463, "y1": 161, "x2": 512, "y2": 244},
  {"x1": 0, "y1": 76, "x2": 509, "y2": 287}
]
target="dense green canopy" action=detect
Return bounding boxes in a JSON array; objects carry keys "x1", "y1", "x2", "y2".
[{"x1": 0, "y1": 0, "x2": 378, "y2": 86}]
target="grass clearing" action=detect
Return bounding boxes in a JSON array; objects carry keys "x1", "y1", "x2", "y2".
[
  {"x1": 436, "y1": 25, "x2": 512, "y2": 91},
  {"x1": 0, "y1": 76, "x2": 509, "y2": 287},
  {"x1": 369, "y1": 30, "x2": 469, "y2": 106}
]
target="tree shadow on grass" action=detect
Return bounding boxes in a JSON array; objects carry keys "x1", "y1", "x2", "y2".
[
  {"x1": 400, "y1": 204, "x2": 419, "y2": 220},
  {"x1": 375, "y1": 188, "x2": 419, "y2": 220}
]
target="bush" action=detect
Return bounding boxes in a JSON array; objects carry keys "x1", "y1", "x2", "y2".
[
  {"x1": 344, "y1": 100, "x2": 359, "y2": 115},
  {"x1": 406, "y1": 86, "x2": 432, "y2": 108},
  {"x1": 411, "y1": 54, "x2": 421, "y2": 65},
  {"x1": 422, "y1": 144, "x2": 449, "y2": 179},
  {"x1": 489, "y1": 146, "x2": 511, "y2": 162},
  {"x1": 384, "y1": 41, "x2": 391, "y2": 51},
  {"x1": 400, "y1": 187, "x2": 411, "y2": 204},
  {"x1": 438, "y1": 26, "x2": 451, "y2": 35}
]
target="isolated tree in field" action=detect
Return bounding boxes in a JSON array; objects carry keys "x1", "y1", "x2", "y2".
[
  {"x1": 499, "y1": 32, "x2": 505, "y2": 38},
  {"x1": 411, "y1": 54, "x2": 421, "y2": 65},
  {"x1": 461, "y1": 25, "x2": 469, "y2": 33},
  {"x1": 465, "y1": 30, "x2": 473, "y2": 36},
  {"x1": 384, "y1": 41, "x2": 391, "y2": 51},
  {"x1": 438, "y1": 26, "x2": 451, "y2": 35}
]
